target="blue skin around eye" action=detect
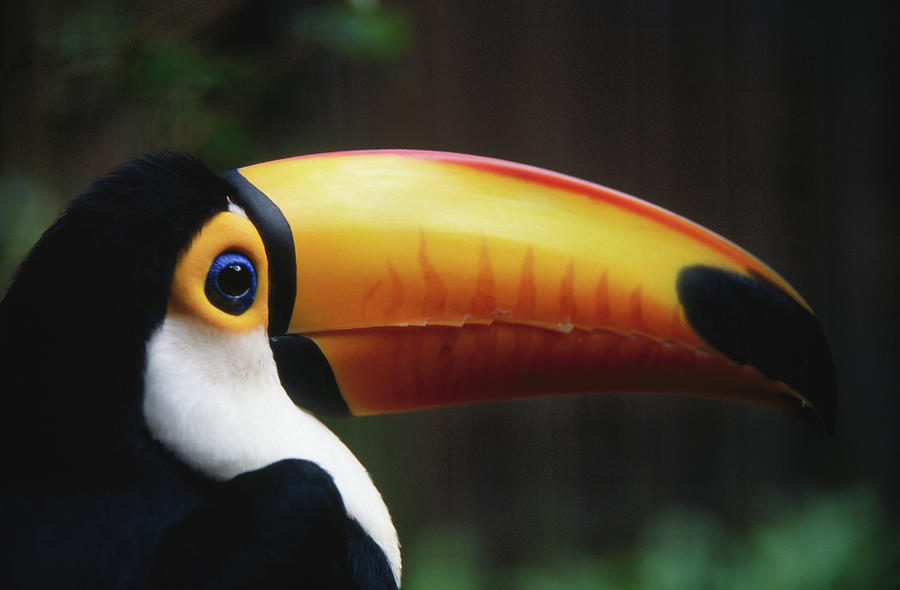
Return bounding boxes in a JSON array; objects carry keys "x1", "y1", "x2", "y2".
[{"x1": 204, "y1": 252, "x2": 258, "y2": 315}]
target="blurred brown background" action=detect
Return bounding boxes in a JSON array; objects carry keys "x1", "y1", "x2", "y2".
[{"x1": 1, "y1": 1, "x2": 896, "y2": 587}]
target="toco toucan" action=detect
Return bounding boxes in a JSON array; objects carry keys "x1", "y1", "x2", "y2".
[{"x1": 0, "y1": 150, "x2": 834, "y2": 589}]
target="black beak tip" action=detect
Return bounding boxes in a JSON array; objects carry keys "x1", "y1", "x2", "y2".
[{"x1": 677, "y1": 265, "x2": 837, "y2": 435}]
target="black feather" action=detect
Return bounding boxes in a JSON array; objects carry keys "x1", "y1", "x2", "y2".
[
  {"x1": 151, "y1": 460, "x2": 356, "y2": 590},
  {"x1": 1, "y1": 152, "x2": 229, "y2": 483},
  {"x1": 0, "y1": 154, "x2": 397, "y2": 589}
]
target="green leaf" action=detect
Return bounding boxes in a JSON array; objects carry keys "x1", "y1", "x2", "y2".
[{"x1": 294, "y1": 4, "x2": 411, "y2": 62}]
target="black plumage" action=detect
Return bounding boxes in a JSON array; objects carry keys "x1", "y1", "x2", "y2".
[{"x1": 0, "y1": 153, "x2": 395, "y2": 589}]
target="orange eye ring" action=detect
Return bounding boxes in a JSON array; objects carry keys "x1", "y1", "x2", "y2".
[{"x1": 169, "y1": 212, "x2": 269, "y2": 332}]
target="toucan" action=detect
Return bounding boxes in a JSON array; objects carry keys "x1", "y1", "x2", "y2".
[{"x1": 0, "y1": 150, "x2": 834, "y2": 589}]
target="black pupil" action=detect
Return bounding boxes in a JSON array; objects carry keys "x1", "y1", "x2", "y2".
[{"x1": 217, "y1": 264, "x2": 251, "y2": 297}]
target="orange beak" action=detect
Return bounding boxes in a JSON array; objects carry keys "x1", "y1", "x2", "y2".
[{"x1": 223, "y1": 150, "x2": 835, "y2": 431}]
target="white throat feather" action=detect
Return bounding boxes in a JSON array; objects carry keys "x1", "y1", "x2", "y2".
[{"x1": 142, "y1": 315, "x2": 401, "y2": 584}]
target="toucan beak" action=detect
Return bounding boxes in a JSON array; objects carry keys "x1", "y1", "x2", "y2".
[{"x1": 222, "y1": 150, "x2": 835, "y2": 432}]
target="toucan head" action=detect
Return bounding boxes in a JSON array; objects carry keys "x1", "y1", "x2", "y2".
[{"x1": 0, "y1": 150, "x2": 835, "y2": 587}]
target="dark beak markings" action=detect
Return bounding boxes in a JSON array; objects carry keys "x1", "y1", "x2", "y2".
[{"x1": 677, "y1": 265, "x2": 836, "y2": 433}]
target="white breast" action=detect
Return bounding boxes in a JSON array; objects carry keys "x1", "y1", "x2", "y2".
[{"x1": 142, "y1": 315, "x2": 401, "y2": 585}]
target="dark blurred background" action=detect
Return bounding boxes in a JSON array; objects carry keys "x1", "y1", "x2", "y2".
[{"x1": 1, "y1": 1, "x2": 896, "y2": 587}]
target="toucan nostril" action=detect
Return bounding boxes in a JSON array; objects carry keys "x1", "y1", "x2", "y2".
[{"x1": 676, "y1": 265, "x2": 837, "y2": 433}]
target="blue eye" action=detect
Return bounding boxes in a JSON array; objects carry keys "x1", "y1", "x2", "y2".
[{"x1": 205, "y1": 252, "x2": 258, "y2": 315}]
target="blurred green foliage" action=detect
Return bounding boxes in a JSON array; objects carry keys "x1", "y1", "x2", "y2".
[
  {"x1": 0, "y1": 0, "x2": 411, "y2": 292},
  {"x1": 403, "y1": 488, "x2": 899, "y2": 590},
  {"x1": 295, "y1": 2, "x2": 411, "y2": 61},
  {"x1": 0, "y1": 174, "x2": 60, "y2": 288}
]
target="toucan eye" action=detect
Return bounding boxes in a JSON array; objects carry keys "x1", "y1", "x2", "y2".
[{"x1": 205, "y1": 252, "x2": 258, "y2": 315}]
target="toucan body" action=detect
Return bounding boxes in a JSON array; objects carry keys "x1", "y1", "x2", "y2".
[{"x1": 0, "y1": 151, "x2": 834, "y2": 588}]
